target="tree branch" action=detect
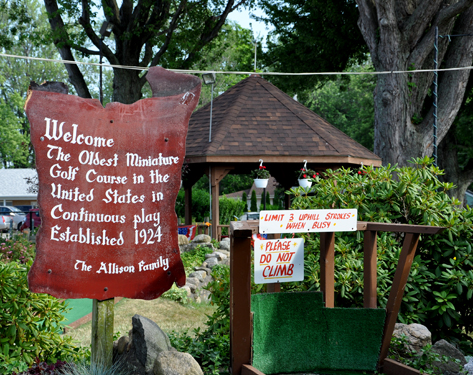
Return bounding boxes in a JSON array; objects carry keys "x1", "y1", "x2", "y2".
[
  {"x1": 183, "y1": 0, "x2": 248, "y2": 67},
  {"x1": 403, "y1": 0, "x2": 443, "y2": 49},
  {"x1": 43, "y1": 0, "x2": 91, "y2": 98},
  {"x1": 78, "y1": 0, "x2": 119, "y2": 64},
  {"x1": 145, "y1": 0, "x2": 187, "y2": 72},
  {"x1": 355, "y1": 0, "x2": 379, "y2": 63}
]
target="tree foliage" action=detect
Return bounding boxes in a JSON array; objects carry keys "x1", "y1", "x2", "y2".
[
  {"x1": 261, "y1": 0, "x2": 473, "y2": 201},
  {"x1": 258, "y1": 0, "x2": 367, "y2": 94},
  {"x1": 40, "y1": 0, "x2": 254, "y2": 104},
  {"x1": 250, "y1": 189, "x2": 257, "y2": 212},
  {"x1": 304, "y1": 63, "x2": 376, "y2": 151},
  {"x1": 0, "y1": 0, "x2": 70, "y2": 168},
  {"x1": 288, "y1": 158, "x2": 473, "y2": 354}
]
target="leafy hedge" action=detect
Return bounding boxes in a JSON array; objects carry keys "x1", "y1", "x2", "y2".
[
  {"x1": 287, "y1": 158, "x2": 473, "y2": 354},
  {"x1": 0, "y1": 260, "x2": 85, "y2": 374}
]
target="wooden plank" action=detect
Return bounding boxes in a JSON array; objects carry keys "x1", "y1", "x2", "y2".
[
  {"x1": 230, "y1": 230, "x2": 252, "y2": 375},
  {"x1": 184, "y1": 185, "x2": 192, "y2": 225},
  {"x1": 364, "y1": 230, "x2": 378, "y2": 308},
  {"x1": 320, "y1": 232, "x2": 335, "y2": 308},
  {"x1": 241, "y1": 364, "x2": 266, "y2": 375},
  {"x1": 358, "y1": 221, "x2": 444, "y2": 235},
  {"x1": 186, "y1": 155, "x2": 382, "y2": 166},
  {"x1": 91, "y1": 298, "x2": 114, "y2": 366},
  {"x1": 378, "y1": 233, "x2": 420, "y2": 364},
  {"x1": 382, "y1": 358, "x2": 421, "y2": 375},
  {"x1": 266, "y1": 283, "x2": 281, "y2": 293},
  {"x1": 231, "y1": 220, "x2": 258, "y2": 237}
]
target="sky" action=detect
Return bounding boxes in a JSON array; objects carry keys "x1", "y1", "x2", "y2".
[{"x1": 227, "y1": 7, "x2": 272, "y2": 47}]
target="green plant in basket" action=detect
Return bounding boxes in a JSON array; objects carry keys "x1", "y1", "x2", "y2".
[
  {"x1": 251, "y1": 164, "x2": 271, "y2": 179},
  {"x1": 296, "y1": 167, "x2": 318, "y2": 180}
]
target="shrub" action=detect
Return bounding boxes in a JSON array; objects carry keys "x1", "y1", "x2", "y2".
[
  {"x1": 0, "y1": 260, "x2": 86, "y2": 373},
  {"x1": 219, "y1": 196, "x2": 246, "y2": 235},
  {"x1": 0, "y1": 233, "x2": 35, "y2": 264},
  {"x1": 287, "y1": 157, "x2": 473, "y2": 354},
  {"x1": 169, "y1": 265, "x2": 230, "y2": 374},
  {"x1": 250, "y1": 190, "x2": 257, "y2": 212},
  {"x1": 242, "y1": 191, "x2": 248, "y2": 212}
]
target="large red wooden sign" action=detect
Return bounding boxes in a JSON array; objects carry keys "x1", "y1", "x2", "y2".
[{"x1": 25, "y1": 67, "x2": 200, "y2": 300}]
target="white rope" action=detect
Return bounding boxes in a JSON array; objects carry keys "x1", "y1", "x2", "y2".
[{"x1": 2, "y1": 51, "x2": 473, "y2": 76}]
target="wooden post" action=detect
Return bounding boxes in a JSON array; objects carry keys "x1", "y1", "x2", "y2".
[
  {"x1": 91, "y1": 298, "x2": 114, "y2": 366},
  {"x1": 378, "y1": 233, "x2": 420, "y2": 365},
  {"x1": 210, "y1": 166, "x2": 233, "y2": 239},
  {"x1": 230, "y1": 221, "x2": 254, "y2": 375},
  {"x1": 364, "y1": 230, "x2": 378, "y2": 308},
  {"x1": 184, "y1": 184, "x2": 192, "y2": 225},
  {"x1": 320, "y1": 232, "x2": 335, "y2": 308}
]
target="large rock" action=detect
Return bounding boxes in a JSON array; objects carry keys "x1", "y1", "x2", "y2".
[
  {"x1": 430, "y1": 339, "x2": 466, "y2": 374},
  {"x1": 114, "y1": 315, "x2": 173, "y2": 375},
  {"x1": 219, "y1": 239, "x2": 230, "y2": 251},
  {"x1": 392, "y1": 323, "x2": 431, "y2": 353},
  {"x1": 153, "y1": 351, "x2": 203, "y2": 375},
  {"x1": 193, "y1": 234, "x2": 211, "y2": 243},
  {"x1": 178, "y1": 235, "x2": 189, "y2": 245}
]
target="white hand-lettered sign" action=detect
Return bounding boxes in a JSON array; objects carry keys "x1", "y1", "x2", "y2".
[
  {"x1": 259, "y1": 209, "x2": 357, "y2": 234},
  {"x1": 254, "y1": 238, "x2": 304, "y2": 284}
]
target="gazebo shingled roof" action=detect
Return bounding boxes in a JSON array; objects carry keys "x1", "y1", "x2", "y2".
[{"x1": 183, "y1": 74, "x2": 381, "y2": 237}]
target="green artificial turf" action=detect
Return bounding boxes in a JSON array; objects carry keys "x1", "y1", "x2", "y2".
[
  {"x1": 251, "y1": 292, "x2": 386, "y2": 374},
  {"x1": 61, "y1": 298, "x2": 93, "y2": 326}
]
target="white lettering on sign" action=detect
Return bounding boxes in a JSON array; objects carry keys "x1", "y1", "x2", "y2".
[
  {"x1": 43, "y1": 118, "x2": 114, "y2": 147},
  {"x1": 254, "y1": 238, "x2": 304, "y2": 284},
  {"x1": 259, "y1": 209, "x2": 357, "y2": 234}
]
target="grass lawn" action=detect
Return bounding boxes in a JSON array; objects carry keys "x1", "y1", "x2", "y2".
[{"x1": 64, "y1": 297, "x2": 216, "y2": 347}]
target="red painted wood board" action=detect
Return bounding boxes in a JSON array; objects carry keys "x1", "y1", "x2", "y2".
[{"x1": 25, "y1": 67, "x2": 201, "y2": 300}]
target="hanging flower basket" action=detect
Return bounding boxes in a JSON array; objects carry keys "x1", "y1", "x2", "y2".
[
  {"x1": 298, "y1": 178, "x2": 312, "y2": 188},
  {"x1": 296, "y1": 166, "x2": 318, "y2": 188},
  {"x1": 254, "y1": 178, "x2": 269, "y2": 188},
  {"x1": 251, "y1": 161, "x2": 271, "y2": 188}
]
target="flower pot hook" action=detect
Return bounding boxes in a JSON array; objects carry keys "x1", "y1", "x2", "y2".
[
  {"x1": 303, "y1": 160, "x2": 307, "y2": 170},
  {"x1": 259, "y1": 159, "x2": 264, "y2": 168}
]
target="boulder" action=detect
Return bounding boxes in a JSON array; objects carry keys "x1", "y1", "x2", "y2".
[
  {"x1": 153, "y1": 351, "x2": 203, "y2": 375},
  {"x1": 213, "y1": 251, "x2": 228, "y2": 261},
  {"x1": 178, "y1": 235, "x2": 189, "y2": 245},
  {"x1": 219, "y1": 239, "x2": 230, "y2": 251},
  {"x1": 465, "y1": 357, "x2": 473, "y2": 375},
  {"x1": 203, "y1": 257, "x2": 219, "y2": 268},
  {"x1": 193, "y1": 234, "x2": 211, "y2": 243},
  {"x1": 430, "y1": 339, "x2": 466, "y2": 374},
  {"x1": 188, "y1": 270, "x2": 206, "y2": 283},
  {"x1": 392, "y1": 323, "x2": 431, "y2": 353}
]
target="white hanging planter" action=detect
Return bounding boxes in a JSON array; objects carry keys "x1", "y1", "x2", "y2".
[
  {"x1": 254, "y1": 178, "x2": 269, "y2": 188},
  {"x1": 298, "y1": 178, "x2": 312, "y2": 188}
]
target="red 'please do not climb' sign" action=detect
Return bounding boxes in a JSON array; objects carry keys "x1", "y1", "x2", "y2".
[{"x1": 25, "y1": 67, "x2": 201, "y2": 300}]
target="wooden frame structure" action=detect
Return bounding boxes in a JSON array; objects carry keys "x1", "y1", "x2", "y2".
[{"x1": 230, "y1": 220, "x2": 443, "y2": 375}]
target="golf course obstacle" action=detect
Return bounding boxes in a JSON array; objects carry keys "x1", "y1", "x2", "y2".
[{"x1": 229, "y1": 220, "x2": 443, "y2": 375}]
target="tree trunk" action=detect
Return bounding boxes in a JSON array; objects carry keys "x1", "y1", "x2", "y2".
[
  {"x1": 356, "y1": 0, "x2": 473, "y2": 199},
  {"x1": 112, "y1": 68, "x2": 143, "y2": 104},
  {"x1": 438, "y1": 124, "x2": 473, "y2": 204}
]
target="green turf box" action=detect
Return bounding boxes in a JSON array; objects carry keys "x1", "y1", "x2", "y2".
[{"x1": 251, "y1": 292, "x2": 386, "y2": 374}]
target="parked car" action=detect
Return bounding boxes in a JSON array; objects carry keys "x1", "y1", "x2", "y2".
[
  {"x1": 0, "y1": 213, "x2": 13, "y2": 233},
  {"x1": 239, "y1": 212, "x2": 260, "y2": 221},
  {"x1": 0, "y1": 206, "x2": 26, "y2": 230},
  {"x1": 14, "y1": 205, "x2": 34, "y2": 213},
  {"x1": 20, "y1": 208, "x2": 41, "y2": 231}
]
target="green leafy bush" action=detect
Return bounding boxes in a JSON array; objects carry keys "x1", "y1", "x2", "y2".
[
  {"x1": 169, "y1": 265, "x2": 230, "y2": 374},
  {"x1": 287, "y1": 157, "x2": 473, "y2": 353},
  {"x1": 389, "y1": 335, "x2": 467, "y2": 374},
  {"x1": 0, "y1": 260, "x2": 85, "y2": 373},
  {"x1": 0, "y1": 233, "x2": 35, "y2": 264}
]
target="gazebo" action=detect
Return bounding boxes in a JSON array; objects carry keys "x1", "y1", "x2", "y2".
[{"x1": 184, "y1": 74, "x2": 381, "y2": 238}]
